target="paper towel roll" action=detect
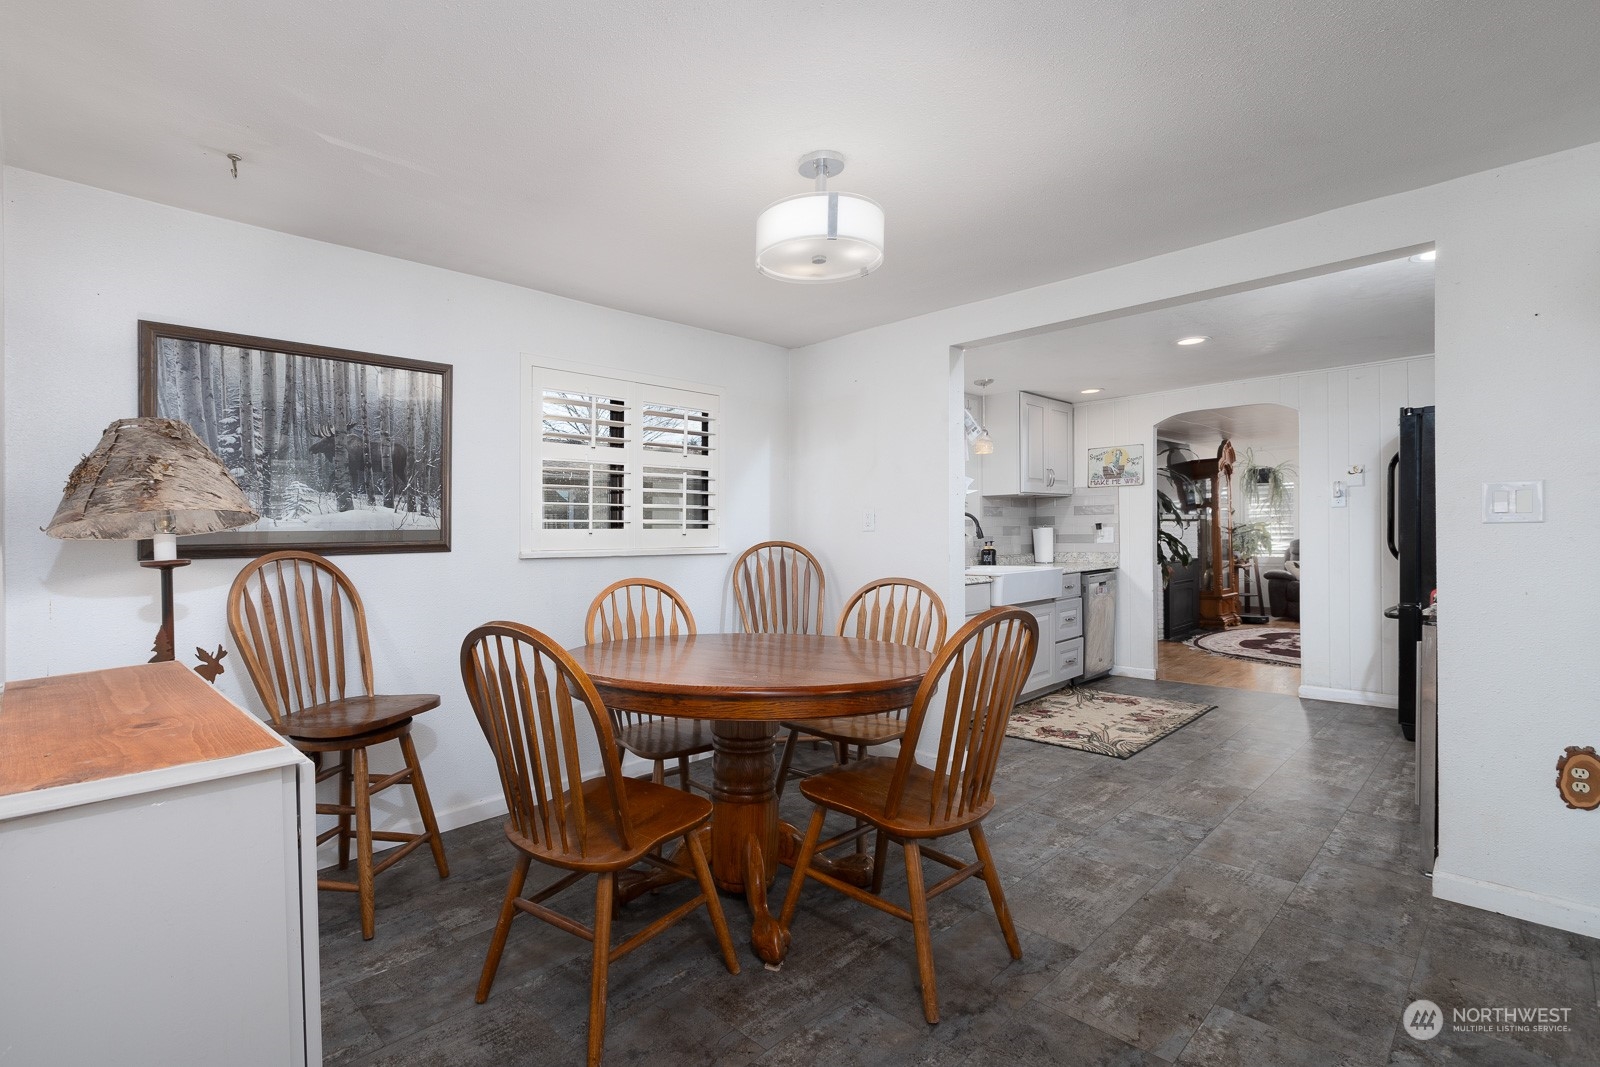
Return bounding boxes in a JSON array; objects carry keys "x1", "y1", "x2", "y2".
[{"x1": 1032, "y1": 527, "x2": 1054, "y2": 563}]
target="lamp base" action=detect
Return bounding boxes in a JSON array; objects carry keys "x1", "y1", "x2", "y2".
[{"x1": 139, "y1": 558, "x2": 192, "y2": 663}]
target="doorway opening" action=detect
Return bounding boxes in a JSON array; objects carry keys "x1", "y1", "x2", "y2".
[{"x1": 1155, "y1": 404, "x2": 1300, "y2": 695}]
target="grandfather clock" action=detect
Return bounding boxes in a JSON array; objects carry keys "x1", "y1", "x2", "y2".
[{"x1": 1172, "y1": 440, "x2": 1240, "y2": 629}]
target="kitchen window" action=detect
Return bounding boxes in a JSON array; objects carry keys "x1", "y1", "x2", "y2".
[{"x1": 521, "y1": 361, "x2": 720, "y2": 556}]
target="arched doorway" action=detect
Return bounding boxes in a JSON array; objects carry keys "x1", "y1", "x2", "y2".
[{"x1": 1154, "y1": 404, "x2": 1300, "y2": 694}]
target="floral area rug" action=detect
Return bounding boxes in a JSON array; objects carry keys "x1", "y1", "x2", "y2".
[
  {"x1": 1005, "y1": 688, "x2": 1216, "y2": 759},
  {"x1": 1190, "y1": 626, "x2": 1301, "y2": 666}
]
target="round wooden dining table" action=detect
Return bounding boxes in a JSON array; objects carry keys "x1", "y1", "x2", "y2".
[{"x1": 567, "y1": 632, "x2": 932, "y2": 965}]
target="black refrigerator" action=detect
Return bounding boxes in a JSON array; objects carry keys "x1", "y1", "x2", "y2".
[{"x1": 1385, "y1": 406, "x2": 1435, "y2": 742}]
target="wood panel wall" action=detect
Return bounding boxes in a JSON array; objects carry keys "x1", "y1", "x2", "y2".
[{"x1": 1073, "y1": 354, "x2": 1433, "y2": 703}]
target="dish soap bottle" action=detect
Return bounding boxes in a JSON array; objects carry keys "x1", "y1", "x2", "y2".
[{"x1": 980, "y1": 540, "x2": 998, "y2": 565}]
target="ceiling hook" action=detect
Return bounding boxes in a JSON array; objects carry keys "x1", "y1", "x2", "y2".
[{"x1": 227, "y1": 153, "x2": 241, "y2": 180}]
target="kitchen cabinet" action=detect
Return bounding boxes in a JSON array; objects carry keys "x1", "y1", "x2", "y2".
[
  {"x1": 1052, "y1": 571, "x2": 1085, "y2": 688},
  {"x1": 0, "y1": 662, "x2": 321, "y2": 1066},
  {"x1": 1020, "y1": 601, "x2": 1057, "y2": 693},
  {"x1": 981, "y1": 390, "x2": 1074, "y2": 496},
  {"x1": 1020, "y1": 572, "x2": 1084, "y2": 698}
]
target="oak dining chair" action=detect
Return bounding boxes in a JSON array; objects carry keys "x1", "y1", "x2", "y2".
[
  {"x1": 775, "y1": 577, "x2": 948, "y2": 806},
  {"x1": 731, "y1": 540, "x2": 827, "y2": 635},
  {"x1": 777, "y1": 606, "x2": 1039, "y2": 1025},
  {"x1": 227, "y1": 550, "x2": 449, "y2": 940},
  {"x1": 584, "y1": 578, "x2": 712, "y2": 791},
  {"x1": 460, "y1": 621, "x2": 740, "y2": 1067}
]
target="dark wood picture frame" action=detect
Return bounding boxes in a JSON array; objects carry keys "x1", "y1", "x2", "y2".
[{"x1": 138, "y1": 321, "x2": 451, "y2": 557}]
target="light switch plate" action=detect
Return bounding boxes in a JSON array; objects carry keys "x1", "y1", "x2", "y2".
[{"x1": 1483, "y1": 481, "x2": 1545, "y2": 523}]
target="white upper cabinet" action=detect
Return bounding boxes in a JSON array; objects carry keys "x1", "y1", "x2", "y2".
[{"x1": 982, "y1": 391, "x2": 1074, "y2": 496}]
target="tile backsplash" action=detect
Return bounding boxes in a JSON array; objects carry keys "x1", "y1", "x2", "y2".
[{"x1": 966, "y1": 486, "x2": 1121, "y2": 563}]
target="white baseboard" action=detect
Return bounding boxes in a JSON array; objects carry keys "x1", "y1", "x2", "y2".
[
  {"x1": 1298, "y1": 685, "x2": 1398, "y2": 708},
  {"x1": 1432, "y1": 867, "x2": 1600, "y2": 938},
  {"x1": 1111, "y1": 666, "x2": 1157, "y2": 680}
]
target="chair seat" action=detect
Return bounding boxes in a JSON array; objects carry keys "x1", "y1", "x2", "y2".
[
  {"x1": 781, "y1": 712, "x2": 907, "y2": 748},
  {"x1": 614, "y1": 717, "x2": 714, "y2": 762},
  {"x1": 505, "y1": 776, "x2": 714, "y2": 872},
  {"x1": 278, "y1": 694, "x2": 441, "y2": 741},
  {"x1": 798, "y1": 756, "x2": 994, "y2": 839}
]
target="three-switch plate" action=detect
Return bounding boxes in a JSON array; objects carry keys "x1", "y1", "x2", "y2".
[{"x1": 1483, "y1": 481, "x2": 1544, "y2": 523}]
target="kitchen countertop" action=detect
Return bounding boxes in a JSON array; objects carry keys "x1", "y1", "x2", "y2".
[{"x1": 965, "y1": 555, "x2": 1118, "y2": 584}]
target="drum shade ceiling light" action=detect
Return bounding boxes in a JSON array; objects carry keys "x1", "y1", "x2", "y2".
[{"x1": 756, "y1": 151, "x2": 884, "y2": 282}]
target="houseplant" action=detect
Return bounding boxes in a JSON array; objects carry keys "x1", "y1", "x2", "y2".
[
  {"x1": 1239, "y1": 447, "x2": 1297, "y2": 510},
  {"x1": 1155, "y1": 441, "x2": 1199, "y2": 584},
  {"x1": 1232, "y1": 521, "x2": 1273, "y2": 562}
]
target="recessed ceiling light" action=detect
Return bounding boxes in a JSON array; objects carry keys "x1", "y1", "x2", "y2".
[
  {"x1": 1080, "y1": 388, "x2": 1103, "y2": 394},
  {"x1": 1409, "y1": 250, "x2": 1437, "y2": 262},
  {"x1": 1175, "y1": 335, "x2": 1210, "y2": 346}
]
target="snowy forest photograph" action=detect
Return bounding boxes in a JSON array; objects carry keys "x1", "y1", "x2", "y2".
[{"x1": 138, "y1": 321, "x2": 451, "y2": 555}]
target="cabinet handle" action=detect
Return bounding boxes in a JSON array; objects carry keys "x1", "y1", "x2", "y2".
[{"x1": 1046, "y1": 467, "x2": 1055, "y2": 487}]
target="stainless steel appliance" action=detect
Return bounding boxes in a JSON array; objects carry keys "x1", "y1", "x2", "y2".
[
  {"x1": 1081, "y1": 569, "x2": 1116, "y2": 680},
  {"x1": 1418, "y1": 606, "x2": 1438, "y2": 872},
  {"x1": 1385, "y1": 405, "x2": 1436, "y2": 741}
]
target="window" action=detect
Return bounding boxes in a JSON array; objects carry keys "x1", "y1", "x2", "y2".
[
  {"x1": 521, "y1": 362, "x2": 720, "y2": 556},
  {"x1": 1244, "y1": 477, "x2": 1297, "y2": 558}
]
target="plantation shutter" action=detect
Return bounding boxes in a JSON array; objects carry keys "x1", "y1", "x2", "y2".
[{"x1": 523, "y1": 365, "x2": 721, "y2": 555}]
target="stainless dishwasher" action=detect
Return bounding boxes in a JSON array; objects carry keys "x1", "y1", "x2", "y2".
[{"x1": 1081, "y1": 569, "x2": 1116, "y2": 680}]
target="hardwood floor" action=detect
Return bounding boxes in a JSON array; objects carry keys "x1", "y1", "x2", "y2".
[{"x1": 1158, "y1": 621, "x2": 1301, "y2": 696}]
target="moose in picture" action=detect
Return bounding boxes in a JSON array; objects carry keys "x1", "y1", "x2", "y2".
[{"x1": 138, "y1": 321, "x2": 451, "y2": 555}]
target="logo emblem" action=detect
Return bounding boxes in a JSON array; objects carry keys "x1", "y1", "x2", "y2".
[{"x1": 1403, "y1": 999, "x2": 1444, "y2": 1040}]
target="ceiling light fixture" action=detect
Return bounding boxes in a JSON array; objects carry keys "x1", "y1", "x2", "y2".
[
  {"x1": 1410, "y1": 249, "x2": 1437, "y2": 262},
  {"x1": 1175, "y1": 335, "x2": 1210, "y2": 346},
  {"x1": 1080, "y1": 388, "x2": 1103, "y2": 394},
  {"x1": 756, "y1": 150, "x2": 884, "y2": 283},
  {"x1": 968, "y1": 378, "x2": 995, "y2": 455}
]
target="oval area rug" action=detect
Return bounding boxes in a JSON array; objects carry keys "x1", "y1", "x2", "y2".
[{"x1": 1190, "y1": 626, "x2": 1300, "y2": 666}]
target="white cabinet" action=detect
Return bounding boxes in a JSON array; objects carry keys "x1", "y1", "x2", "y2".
[
  {"x1": 1021, "y1": 601, "x2": 1057, "y2": 693},
  {"x1": 981, "y1": 391, "x2": 1074, "y2": 496},
  {"x1": 0, "y1": 662, "x2": 321, "y2": 1067},
  {"x1": 1016, "y1": 572, "x2": 1088, "y2": 698}
]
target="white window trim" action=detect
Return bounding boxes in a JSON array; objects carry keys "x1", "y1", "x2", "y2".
[{"x1": 520, "y1": 356, "x2": 725, "y2": 558}]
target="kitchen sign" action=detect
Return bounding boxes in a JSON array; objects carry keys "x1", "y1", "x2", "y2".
[{"x1": 1087, "y1": 444, "x2": 1144, "y2": 487}]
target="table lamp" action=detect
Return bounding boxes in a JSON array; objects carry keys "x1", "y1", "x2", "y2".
[{"x1": 45, "y1": 417, "x2": 260, "y2": 662}]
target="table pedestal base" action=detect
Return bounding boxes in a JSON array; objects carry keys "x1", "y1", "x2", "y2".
[{"x1": 618, "y1": 720, "x2": 888, "y2": 967}]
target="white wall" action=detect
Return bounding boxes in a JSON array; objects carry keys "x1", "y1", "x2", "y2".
[
  {"x1": 2, "y1": 169, "x2": 789, "y2": 839},
  {"x1": 789, "y1": 141, "x2": 1600, "y2": 935},
  {"x1": 1073, "y1": 356, "x2": 1432, "y2": 704}
]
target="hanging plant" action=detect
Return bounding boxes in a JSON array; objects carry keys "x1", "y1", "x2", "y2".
[{"x1": 1239, "y1": 447, "x2": 1297, "y2": 511}]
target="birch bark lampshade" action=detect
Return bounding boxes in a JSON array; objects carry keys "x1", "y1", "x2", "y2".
[{"x1": 46, "y1": 417, "x2": 259, "y2": 661}]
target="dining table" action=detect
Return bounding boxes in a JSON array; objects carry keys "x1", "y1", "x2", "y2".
[{"x1": 567, "y1": 632, "x2": 932, "y2": 966}]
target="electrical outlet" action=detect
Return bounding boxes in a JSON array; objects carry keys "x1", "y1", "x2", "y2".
[
  {"x1": 862, "y1": 510, "x2": 877, "y2": 533},
  {"x1": 1331, "y1": 480, "x2": 1348, "y2": 508},
  {"x1": 1096, "y1": 525, "x2": 1115, "y2": 543},
  {"x1": 1557, "y1": 747, "x2": 1600, "y2": 809}
]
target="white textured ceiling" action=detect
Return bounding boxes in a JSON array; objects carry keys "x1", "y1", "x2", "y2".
[
  {"x1": 965, "y1": 254, "x2": 1435, "y2": 403},
  {"x1": 3, "y1": 2, "x2": 1597, "y2": 348}
]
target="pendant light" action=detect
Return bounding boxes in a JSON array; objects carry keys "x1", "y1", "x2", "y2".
[{"x1": 756, "y1": 150, "x2": 884, "y2": 282}]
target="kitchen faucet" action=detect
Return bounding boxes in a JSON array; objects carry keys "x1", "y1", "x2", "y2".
[{"x1": 964, "y1": 512, "x2": 985, "y2": 540}]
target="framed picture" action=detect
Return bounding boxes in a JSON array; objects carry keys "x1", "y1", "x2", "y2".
[
  {"x1": 1087, "y1": 444, "x2": 1144, "y2": 487},
  {"x1": 138, "y1": 321, "x2": 451, "y2": 556}
]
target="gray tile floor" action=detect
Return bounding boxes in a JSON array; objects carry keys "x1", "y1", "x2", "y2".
[{"x1": 320, "y1": 678, "x2": 1600, "y2": 1065}]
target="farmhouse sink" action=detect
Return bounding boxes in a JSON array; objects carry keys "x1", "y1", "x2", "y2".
[{"x1": 963, "y1": 565, "x2": 1063, "y2": 605}]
